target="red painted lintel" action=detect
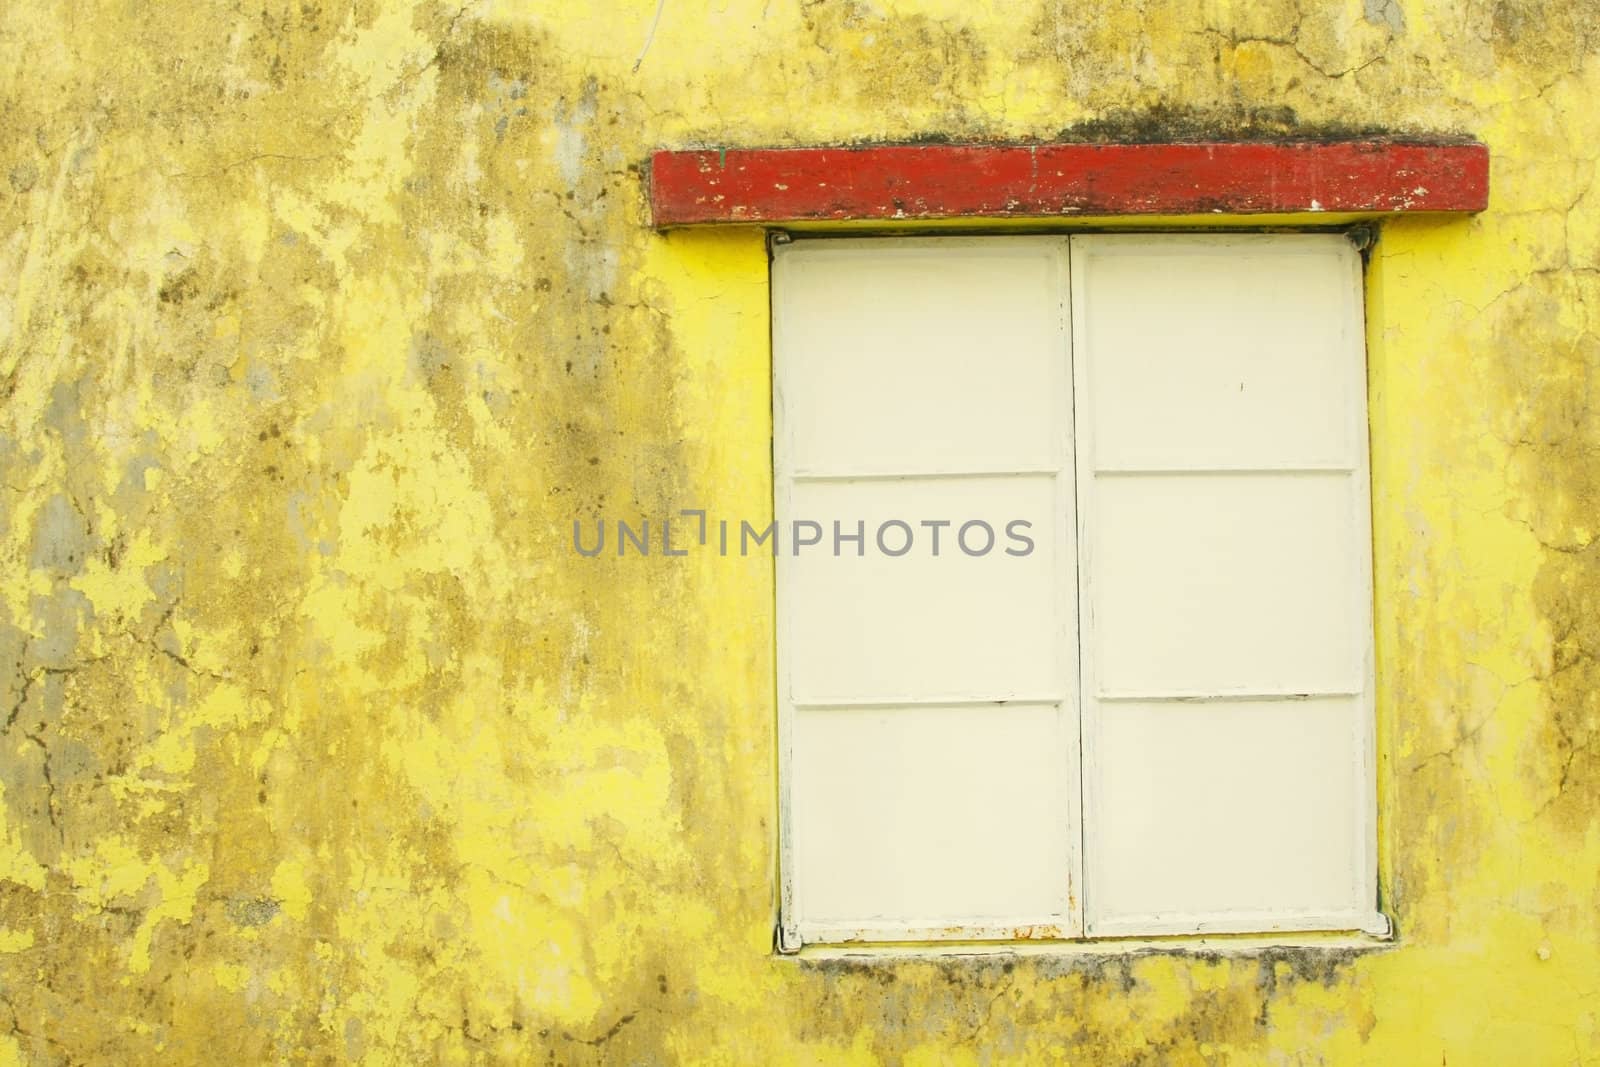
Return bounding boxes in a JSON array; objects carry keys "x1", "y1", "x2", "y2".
[{"x1": 648, "y1": 141, "x2": 1489, "y2": 227}]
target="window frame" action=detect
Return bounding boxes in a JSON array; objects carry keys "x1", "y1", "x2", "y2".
[{"x1": 772, "y1": 230, "x2": 1385, "y2": 952}]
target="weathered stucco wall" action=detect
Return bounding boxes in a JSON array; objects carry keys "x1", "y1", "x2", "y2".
[{"x1": 1, "y1": 0, "x2": 1597, "y2": 1062}]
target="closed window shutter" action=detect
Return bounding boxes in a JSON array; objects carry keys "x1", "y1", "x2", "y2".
[
  {"x1": 1070, "y1": 234, "x2": 1377, "y2": 935},
  {"x1": 773, "y1": 233, "x2": 1381, "y2": 946},
  {"x1": 775, "y1": 238, "x2": 1081, "y2": 942}
]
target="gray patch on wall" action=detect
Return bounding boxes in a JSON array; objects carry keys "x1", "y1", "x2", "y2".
[{"x1": 1364, "y1": 0, "x2": 1406, "y2": 32}]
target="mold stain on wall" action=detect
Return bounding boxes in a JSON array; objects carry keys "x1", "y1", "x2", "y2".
[{"x1": 0, "y1": 0, "x2": 1597, "y2": 1062}]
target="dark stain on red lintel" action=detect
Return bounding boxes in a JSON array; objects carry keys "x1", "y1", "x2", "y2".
[{"x1": 647, "y1": 140, "x2": 1489, "y2": 227}]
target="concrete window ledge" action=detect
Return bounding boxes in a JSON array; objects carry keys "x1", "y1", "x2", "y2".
[{"x1": 786, "y1": 929, "x2": 1399, "y2": 965}]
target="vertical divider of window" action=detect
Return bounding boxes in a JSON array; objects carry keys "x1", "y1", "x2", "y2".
[
  {"x1": 1046, "y1": 237, "x2": 1084, "y2": 941},
  {"x1": 1066, "y1": 235, "x2": 1097, "y2": 940}
]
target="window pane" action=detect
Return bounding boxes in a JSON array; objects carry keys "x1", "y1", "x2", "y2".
[
  {"x1": 791, "y1": 703, "x2": 1073, "y2": 929},
  {"x1": 787, "y1": 475, "x2": 1064, "y2": 704},
  {"x1": 1089, "y1": 472, "x2": 1365, "y2": 696},
  {"x1": 1085, "y1": 698, "x2": 1367, "y2": 931},
  {"x1": 775, "y1": 241, "x2": 1066, "y2": 475},
  {"x1": 1074, "y1": 237, "x2": 1360, "y2": 472}
]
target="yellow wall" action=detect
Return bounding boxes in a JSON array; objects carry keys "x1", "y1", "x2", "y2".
[{"x1": 1, "y1": 0, "x2": 1597, "y2": 1062}]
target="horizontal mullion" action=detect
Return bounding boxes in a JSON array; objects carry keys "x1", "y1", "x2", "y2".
[
  {"x1": 1092, "y1": 466, "x2": 1355, "y2": 478},
  {"x1": 791, "y1": 468, "x2": 1060, "y2": 483},
  {"x1": 1095, "y1": 689, "x2": 1361, "y2": 704},
  {"x1": 793, "y1": 695, "x2": 1065, "y2": 710}
]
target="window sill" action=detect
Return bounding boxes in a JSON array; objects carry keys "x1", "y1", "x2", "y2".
[
  {"x1": 781, "y1": 911, "x2": 1393, "y2": 955},
  {"x1": 780, "y1": 922, "x2": 1397, "y2": 964}
]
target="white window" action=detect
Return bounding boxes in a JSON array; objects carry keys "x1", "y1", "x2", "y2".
[{"x1": 772, "y1": 233, "x2": 1382, "y2": 948}]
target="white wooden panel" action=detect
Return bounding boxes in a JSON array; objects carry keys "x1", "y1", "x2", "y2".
[
  {"x1": 1084, "y1": 698, "x2": 1367, "y2": 932},
  {"x1": 773, "y1": 238, "x2": 1068, "y2": 476},
  {"x1": 787, "y1": 475, "x2": 1063, "y2": 704},
  {"x1": 1071, "y1": 232, "x2": 1377, "y2": 940},
  {"x1": 1072, "y1": 235, "x2": 1361, "y2": 472},
  {"x1": 774, "y1": 235, "x2": 1080, "y2": 945},
  {"x1": 791, "y1": 704, "x2": 1073, "y2": 928},
  {"x1": 1089, "y1": 472, "x2": 1364, "y2": 696}
]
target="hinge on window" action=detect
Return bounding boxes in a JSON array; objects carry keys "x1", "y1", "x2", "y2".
[
  {"x1": 767, "y1": 229, "x2": 794, "y2": 256},
  {"x1": 776, "y1": 920, "x2": 803, "y2": 955},
  {"x1": 1362, "y1": 911, "x2": 1394, "y2": 939},
  {"x1": 1345, "y1": 222, "x2": 1379, "y2": 260}
]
